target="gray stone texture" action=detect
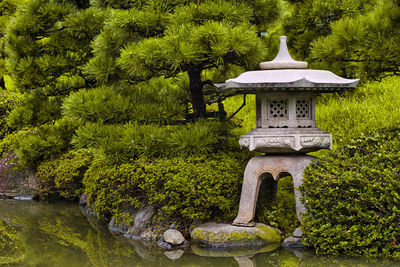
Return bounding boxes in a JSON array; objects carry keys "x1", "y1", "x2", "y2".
[
  {"x1": 239, "y1": 129, "x2": 331, "y2": 153},
  {"x1": 0, "y1": 153, "x2": 39, "y2": 198},
  {"x1": 163, "y1": 229, "x2": 185, "y2": 245},
  {"x1": 282, "y1": 236, "x2": 303, "y2": 249},
  {"x1": 128, "y1": 205, "x2": 155, "y2": 235},
  {"x1": 293, "y1": 227, "x2": 303, "y2": 238},
  {"x1": 234, "y1": 256, "x2": 256, "y2": 267},
  {"x1": 233, "y1": 155, "x2": 315, "y2": 226}
]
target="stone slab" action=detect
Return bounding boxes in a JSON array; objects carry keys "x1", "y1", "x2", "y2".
[{"x1": 190, "y1": 222, "x2": 282, "y2": 249}]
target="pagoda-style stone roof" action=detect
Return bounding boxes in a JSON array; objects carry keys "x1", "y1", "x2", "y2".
[{"x1": 215, "y1": 36, "x2": 359, "y2": 95}]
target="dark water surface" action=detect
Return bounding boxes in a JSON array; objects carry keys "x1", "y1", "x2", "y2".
[{"x1": 0, "y1": 200, "x2": 399, "y2": 267}]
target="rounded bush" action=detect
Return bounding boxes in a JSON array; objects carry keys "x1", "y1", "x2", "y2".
[
  {"x1": 83, "y1": 152, "x2": 248, "y2": 227},
  {"x1": 301, "y1": 127, "x2": 400, "y2": 257},
  {"x1": 37, "y1": 150, "x2": 93, "y2": 200}
]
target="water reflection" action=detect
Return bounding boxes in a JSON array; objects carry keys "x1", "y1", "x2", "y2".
[{"x1": 0, "y1": 200, "x2": 400, "y2": 266}]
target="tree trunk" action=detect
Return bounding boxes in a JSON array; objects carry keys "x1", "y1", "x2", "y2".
[
  {"x1": 187, "y1": 67, "x2": 206, "y2": 119},
  {"x1": 0, "y1": 76, "x2": 4, "y2": 89}
]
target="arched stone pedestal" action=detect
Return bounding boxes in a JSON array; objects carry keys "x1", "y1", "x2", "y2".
[{"x1": 233, "y1": 154, "x2": 315, "y2": 227}]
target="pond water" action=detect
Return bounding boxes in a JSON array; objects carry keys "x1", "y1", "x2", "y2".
[{"x1": 0, "y1": 200, "x2": 398, "y2": 267}]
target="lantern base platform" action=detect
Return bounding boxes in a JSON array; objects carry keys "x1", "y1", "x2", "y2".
[{"x1": 239, "y1": 128, "x2": 331, "y2": 153}]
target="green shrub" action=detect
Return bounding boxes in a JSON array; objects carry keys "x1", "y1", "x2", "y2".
[
  {"x1": 37, "y1": 150, "x2": 93, "y2": 200},
  {"x1": 83, "y1": 152, "x2": 248, "y2": 227},
  {"x1": 301, "y1": 127, "x2": 400, "y2": 257}
]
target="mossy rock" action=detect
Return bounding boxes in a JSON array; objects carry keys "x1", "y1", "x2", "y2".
[{"x1": 190, "y1": 222, "x2": 282, "y2": 249}]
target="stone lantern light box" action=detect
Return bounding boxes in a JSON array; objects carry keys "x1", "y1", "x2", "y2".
[
  {"x1": 217, "y1": 36, "x2": 359, "y2": 154},
  {"x1": 215, "y1": 36, "x2": 359, "y2": 238}
]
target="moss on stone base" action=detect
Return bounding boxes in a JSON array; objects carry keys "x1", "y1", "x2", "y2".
[{"x1": 191, "y1": 222, "x2": 282, "y2": 249}]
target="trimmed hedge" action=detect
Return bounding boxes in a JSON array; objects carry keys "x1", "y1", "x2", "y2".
[
  {"x1": 37, "y1": 150, "x2": 93, "y2": 200},
  {"x1": 83, "y1": 152, "x2": 248, "y2": 227},
  {"x1": 301, "y1": 127, "x2": 400, "y2": 257}
]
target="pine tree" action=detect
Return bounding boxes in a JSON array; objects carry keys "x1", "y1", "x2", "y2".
[
  {"x1": 4, "y1": 0, "x2": 104, "y2": 127},
  {"x1": 116, "y1": 0, "x2": 279, "y2": 119},
  {"x1": 0, "y1": 0, "x2": 26, "y2": 89},
  {"x1": 283, "y1": 0, "x2": 375, "y2": 60},
  {"x1": 310, "y1": 0, "x2": 400, "y2": 80},
  {"x1": 54, "y1": 0, "x2": 282, "y2": 165},
  {"x1": 84, "y1": 0, "x2": 280, "y2": 120},
  {"x1": 6, "y1": 0, "x2": 282, "y2": 166}
]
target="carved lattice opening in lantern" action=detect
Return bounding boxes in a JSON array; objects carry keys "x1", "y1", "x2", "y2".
[
  {"x1": 296, "y1": 100, "x2": 310, "y2": 118},
  {"x1": 269, "y1": 100, "x2": 288, "y2": 118}
]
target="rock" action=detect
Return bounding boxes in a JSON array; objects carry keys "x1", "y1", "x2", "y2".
[
  {"x1": 129, "y1": 206, "x2": 155, "y2": 235},
  {"x1": 157, "y1": 238, "x2": 172, "y2": 250},
  {"x1": 157, "y1": 236, "x2": 189, "y2": 251},
  {"x1": 119, "y1": 205, "x2": 158, "y2": 241},
  {"x1": 107, "y1": 205, "x2": 160, "y2": 242},
  {"x1": 282, "y1": 236, "x2": 303, "y2": 249},
  {"x1": 79, "y1": 193, "x2": 88, "y2": 206},
  {"x1": 164, "y1": 249, "x2": 185, "y2": 260},
  {"x1": 13, "y1": 195, "x2": 35, "y2": 201},
  {"x1": 190, "y1": 222, "x2": 282, "y2": 249},
  {"x1": 108, "y1": 217, "x2": 129, "y2": 236},
  {"x1": 0, "y1": 153, "x2": 39, "y2": 197},
  {"x1": 140, "y1": 227, "x2": 162, "y2": 241},
  {"x1": 164, "y1": 229, "x2": 185, "y2": 245},
  {"x1": 293, "y1": 227, "x2": 302, "y2": 238}
]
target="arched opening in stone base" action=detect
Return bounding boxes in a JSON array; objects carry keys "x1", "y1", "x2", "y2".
[{"x1": 254, "y1": 172, "x2": 298, "y2": 236}]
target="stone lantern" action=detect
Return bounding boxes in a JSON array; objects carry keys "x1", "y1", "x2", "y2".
[{"x1": 216, "y1": 36, "x2": 359, "y2": 239}]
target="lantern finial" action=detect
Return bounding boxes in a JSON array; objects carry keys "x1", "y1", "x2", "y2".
[{"x1": 260, "y1": 36, "x2": 308, "y2": 70}]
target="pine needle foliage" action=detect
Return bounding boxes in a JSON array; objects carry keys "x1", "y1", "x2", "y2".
[
  {"x1": 284, "y1": 0, "x2": 400, "y2": 80},
  {"x1": 59, "y1": 0, "x2": 282, "y2": 165},
  {"x1": 283, "y1": 0, "x2": 375, "y2": 60},
  {"x1": 71, "y1": 120, "x2": 231, "y2": 164},
  {"x1": 62, "y1": 78, "x2": 186, "y2": 124},
  {"x1": 4, "y1": 0, "x2": 105, "y2": 127},
  {"x1": 14, "y1": 117, "x2": 80, "y2": 168},
  {"x1": 83, "y1": 7, "x2": 169, "y2": 84},
  {"x1": 0, "y1": 0, "x2": 26, "y2": 89},
  {"x1": 311, "y1": 0, "x2": 400, "y2": 80},
  {"x1": 116, "y1": 0, "x2": 277, "y2": 118}
]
